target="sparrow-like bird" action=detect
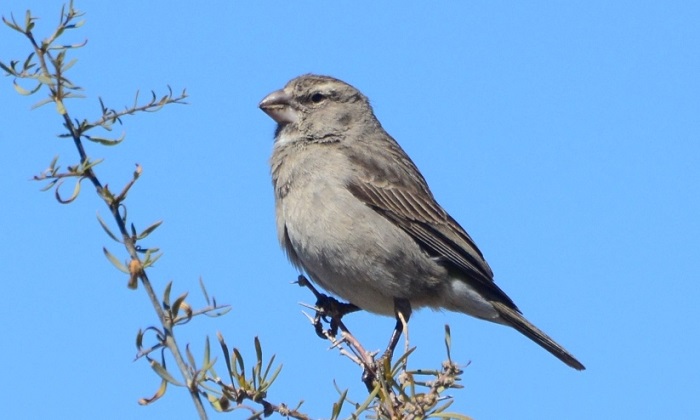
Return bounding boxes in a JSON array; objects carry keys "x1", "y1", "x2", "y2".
[{"x1": 259, "y1": 74, "x2": 584, "y2": 370}]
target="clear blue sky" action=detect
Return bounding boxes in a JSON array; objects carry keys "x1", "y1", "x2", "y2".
[{"x1": 2, "y1": 1, "x2": 699, "y2": 419}]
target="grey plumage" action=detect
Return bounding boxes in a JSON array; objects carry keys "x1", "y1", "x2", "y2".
[{"x1": 260, "y1": 74, "x2": 585, "y2": 371}]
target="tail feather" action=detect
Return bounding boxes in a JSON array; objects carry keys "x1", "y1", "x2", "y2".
[{"x1": 491, "y1": 301, "x2": 585, "y2": 371}]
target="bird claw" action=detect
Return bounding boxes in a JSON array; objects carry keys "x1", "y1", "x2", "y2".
[{"x1": 297, "y1": 275, "x2": 360, "y2": 340}]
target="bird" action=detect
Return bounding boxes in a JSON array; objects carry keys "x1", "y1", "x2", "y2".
[{"x1": 259, "y1": 74, "x2": 585, "y2": 371}]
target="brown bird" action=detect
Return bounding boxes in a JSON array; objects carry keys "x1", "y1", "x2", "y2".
[{"x1": 260, "y1": 74, "x2": 585, "y2": 370}]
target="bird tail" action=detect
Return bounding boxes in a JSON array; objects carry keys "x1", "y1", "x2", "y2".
[{"x1": 491, "y1": 301, "x2": 585, "y2": 371}]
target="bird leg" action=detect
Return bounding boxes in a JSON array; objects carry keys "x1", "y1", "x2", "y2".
[
  {"x1": 296, "y1": 275, "x2": 361, "y2": 339},
  {"x1": 360, "y1": 298, "x2": 412, "y2": 391},
  {"x1": 382, "y1": 298, "x2": 412, "y2": 362},
  {"x1": 296, "y1": 276, "x2": 380, "y2": 390}
]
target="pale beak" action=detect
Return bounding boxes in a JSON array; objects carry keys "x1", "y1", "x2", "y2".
[{"x1": 259, "y1": 89, "x2": 298, "y2": 125}]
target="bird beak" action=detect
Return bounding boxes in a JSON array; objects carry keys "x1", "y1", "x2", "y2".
[{"x1": 259, "y1": 89, "x2": 298, "y2": 125}]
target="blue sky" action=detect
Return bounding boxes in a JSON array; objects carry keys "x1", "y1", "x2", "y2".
[{"x1": 2, "y1": 1, "x2": 699, "y2": 419}]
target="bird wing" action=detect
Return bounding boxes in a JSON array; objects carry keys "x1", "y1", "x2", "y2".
[{"x1": 347, "y1": 178, "x2": 518, "y2": 309}]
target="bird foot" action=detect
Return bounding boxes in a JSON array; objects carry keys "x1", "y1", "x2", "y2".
[{"x1": 296, "y1": 275, "x2": 360, "y2": 339}]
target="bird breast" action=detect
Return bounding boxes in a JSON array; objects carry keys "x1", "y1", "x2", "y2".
[{"x1": 272, "y1": 142, "x2": 447, "y2": 315}]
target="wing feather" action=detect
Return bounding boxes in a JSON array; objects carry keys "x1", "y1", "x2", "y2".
[{"x1": 348, "y1": 181, "x2": 517, "y2": 308}]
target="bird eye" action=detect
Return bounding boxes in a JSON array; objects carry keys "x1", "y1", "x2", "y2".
[{"x1": 310, "y1": 93, "x2": 326, "y2": 103}]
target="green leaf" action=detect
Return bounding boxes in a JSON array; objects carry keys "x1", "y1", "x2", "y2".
[
  {"x1": 24, "y1": 10, "x2": 31, "y2": 30},
  {"x1": 431, "y1": 399, "x2": 455, "y2": 415},
  {"x1": 38, "y1": 179, "x2": 58, "y2": 192},
  {"x1": 2, "y1": 15, "x2": 23, "y2": 33},
  {"x1": 163, "y1": 281, "x2": 173, "y2": 308},
  {"x1": 391, "y1": 346, "x2": 416, "y2": 374},
  {"x1": 428, "y1": 412, "x2": 472, "y2": 420},
  {"x1": 217, "y1": 332, "x2": 235, "y2": 384},
  {"x1": 185, "y1": 344, "x2": 196, "y2": 370},
  {"x1": 138, "y1": 220, "x2": 163, "y2": 240},
  {"x1": 137, "y1": 379, "x2": 167, "y2": 406},
  {"x1": 199, "y1": 357, "x2": 217, "y2": 383},
  {"x1": 22, "y1": 52, "x2": 35, "y2": 71},
  {"x1": 56, "y1": 50, "x2": 66, "y2": 65},
  {"x1": 0, "y1": 61, "x2": 14, "y2": 75},
  {"x1": 84, "y1": 133, "x2": 125, "y2": 146},
  {"x1": 13, "y1": 80, "x2": 32, "y2": 95},
  {"x1": 82, "y1": 157, "x2": 104, "y2": 171},
  {"x1": 103, "y1": 247, "x2": 129, "y2": 273},
  {"x1": 352, "y1": 385, "x2": 380, "y2": 417},
  {"x1": 48, "y1": 155, "x2": 60, "y2": 171},
  {"x1": 54, "y1": 178, "x2": 81, "y2": 204},
  {"x1": 254, "y1": 337, "x2": 263, "y2": 365},
  {"x1": 330, "y1": 388, "x2": 348, "y2": 420},
  {"x1": 149, "y1": 360, "x2": 184, "y2": 387},
  {"x1": 135, "y1": 328, "x2": 144, "y2": 350},
  {"x1": 142, "y1": 250, "x2": 162, "y2": 268},
  {"x1": 31, "y1": 97, "x2": 56, "y2": 110},
  {"x1": 261, "y1": 354, "x2": 276, "y2": 384},
  {"x1": 199, "y1": 277, "x2": 211, "y2": 305},
  {"x1": 233, "y1": 348, "x2": 245, "y2": 386},
  {"x1": 258, "y1": 364, "x2": 282, "y2": 393},
  {"x1": 171, "y1": 291, "x2": 189, "y2": 319},
  {"x1": 96, "y1": 212, "x2": 122, "y2": 243},
  {"x1": 203, "y1": 337, "x2": 211, "y2": 372},
  {"x1": 208, "y1": 306, "x2": 232, "y2": 317}
]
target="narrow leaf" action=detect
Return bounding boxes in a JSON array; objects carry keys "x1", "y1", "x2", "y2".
[
  {"x1": 96, "y1": 212, "x2": 122, "y2": 243},
  {"x1": 259, "y1": 364, "x2": 282, "y2": 393},
  {"x1": 185, "y1": 344, "x2": 196, "y2": 370},
  {"x1": 330, "y1": 388, "x2": 348, "y2": 420},
  {"x1": 171, "y1": 291, "x2": 189, "y2": 318},
  {"x1": 103, "y1": 247, "x2": 129, "y2": 273},
  {"x1": 54, "y1": 178, "x2": 81, "y2": 204},
  {"x1": 13, "y1": 80, "x2": 32, "y2": 95},
  {"x1": 0, "y1": 61, "x2": 14, "y2": 75},
  {"x1": 49, "y1": 155, "x2": 59, "y2": 171},
  {"x1": 142, "y1": 251, "x2": 162, "y2": 268},
  {"x1": 261, "y1": 354, "x2": 276, "y2": 383},
  {"x1": 217, "y1": 332, "x2": 234, "y2": 383},
  {"x1": 22, "y1": 52, "x2": 35, "y2": 71},
  {"x1": 149, "y1": 360, "x2": 184, "y2": 387},
  {"x1": 233, "y1": 348, "x2": 245, "y2": 385},
  {"x1": 162, "y1": 281, "x2": 173, "y2": 308},
  {"x1": 352, "y1": 385, "x2": 380, "y2": 417},
  {"x1": 62, "y1": 57, "x2": 78, "y2": 72},
  {"x1": 429, "y1": 413, "x2": 472, "y2": 420},
  {"x1": 31, "y1": 97, "x2": 55, "y2": 110},
  {"x1": 431, "y1": 399, "x2": 455, "y2": 414},
  {"x1": 38, "y1": 179, "x2": 58, "y2": 192},
  {"x1": 254, "y1": 337, "x2": 263, "y2": 364},
  {"x1": 203, "y1": 337, "x2": 211, "y2": 373},
  {"x1": 84, "y1": 133, "x2": 125, "y2": 146},
  {"x1": 2, "y1": 16, "x2": 23, "y2": 33},
  {"x1": 137, "y1": 379, "x2": 167, "y2": 405},
  {"x1": 138, "y1": 220, "x2": 163, "y2": 240},
  {"x1": 135, "y1": 328, "x2": 144, "y2": 350},
  {"x1": 199, "y1": 277, "x2": 211, "y2": 305}
]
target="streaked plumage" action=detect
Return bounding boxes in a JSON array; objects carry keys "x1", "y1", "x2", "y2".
[{"x1": 260, "y1": 74, "x2": 584, "y2": 370}]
